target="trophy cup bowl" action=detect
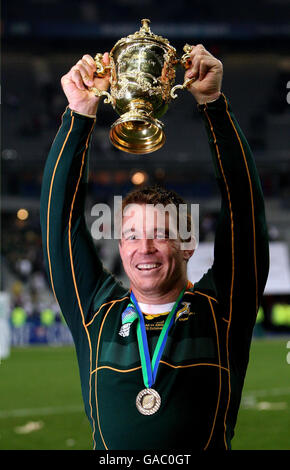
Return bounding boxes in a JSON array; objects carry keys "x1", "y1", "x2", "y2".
[{"x1": 90, "y1": 19, "x2": 194, "y2": 154}]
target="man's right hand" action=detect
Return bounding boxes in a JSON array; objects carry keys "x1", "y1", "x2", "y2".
[{"x1": 61, "y1": 53, "x2": 110, "y2": 116}]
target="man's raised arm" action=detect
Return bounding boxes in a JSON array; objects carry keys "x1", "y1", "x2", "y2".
[
  {"x1": 186, "y1": 45, "x2": 269, "y2": 341},
  {"x1": 40, "y1": 54, "x2": 126, "y2": 337}
]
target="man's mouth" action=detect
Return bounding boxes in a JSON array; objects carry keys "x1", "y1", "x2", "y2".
[{"x1": 136, "y1": 263, "x2": 161, "y2": 271}]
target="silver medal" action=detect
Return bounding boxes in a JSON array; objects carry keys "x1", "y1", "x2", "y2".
[{"x1": 136, "y1": 388, "x2": 161, "y2": 415}]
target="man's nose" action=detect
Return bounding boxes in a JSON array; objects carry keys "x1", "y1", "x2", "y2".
[{"x1": 138, "y1": 237, "x2": 157, "y2": 254}]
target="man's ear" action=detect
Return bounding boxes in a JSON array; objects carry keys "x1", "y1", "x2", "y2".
[{"x1": 183, "y1": 249, "x2": 195, "y2": 262}]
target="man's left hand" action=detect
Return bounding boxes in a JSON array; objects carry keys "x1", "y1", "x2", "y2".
[{"x1": 184, "y1": 45, "x2": 223, "y2": 104}]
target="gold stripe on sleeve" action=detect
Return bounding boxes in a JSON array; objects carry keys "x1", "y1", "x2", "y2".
[
  {"x1": 203, "y1": 103, "x2": 234, "y2": 450},
  {"x1": 67, "y1": 117, "x2": 97, "y2": 447},
  {"x1": 47, "y1": 112, "x2": 75, "y2": 303},
  {"x1": 223, "y1": 93, "x2": 258, "y2": 312}
]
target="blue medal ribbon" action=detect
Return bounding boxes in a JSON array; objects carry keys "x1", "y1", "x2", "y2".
[{"x1": 129, "y1": 288, "x2": 186, "y2": 389}]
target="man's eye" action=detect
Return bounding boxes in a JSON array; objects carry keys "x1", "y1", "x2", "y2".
[{"x1": 125, "y1": 233, "x2": 137, "y2": 240}]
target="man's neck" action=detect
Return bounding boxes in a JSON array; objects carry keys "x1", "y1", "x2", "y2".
[{"x1": 130, "y1": 281, "x2": 188, "y2": 305}]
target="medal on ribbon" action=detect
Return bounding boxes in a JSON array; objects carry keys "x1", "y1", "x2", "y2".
[{"x1": 128, "y1": 287, "x2": 186, "y2": 415}]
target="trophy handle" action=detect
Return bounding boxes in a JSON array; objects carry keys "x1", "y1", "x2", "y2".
[
  {"x1": 170, "y1": 44, "x2": 196, "y2": 99},
  {"x1": 89, "y1": 87, "x2": 114, "y2": 105},
  {"x1": 180, "y1": 43, "x2": 193, "y2": 69},
  {"x1": 94, "y1": 53, "x2": 112, "y2": 77},
  {"x1": 88, "y1": 53, "x2": 114, "y2": 105}
]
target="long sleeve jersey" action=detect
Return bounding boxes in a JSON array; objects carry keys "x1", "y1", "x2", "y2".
[{"x1": 40, "y1": 93, "x2": 269, "y2": 450}]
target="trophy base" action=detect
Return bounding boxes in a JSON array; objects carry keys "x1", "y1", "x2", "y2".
[{"x1": 109, "y1": 113, "x2": 165, "y2": 155}]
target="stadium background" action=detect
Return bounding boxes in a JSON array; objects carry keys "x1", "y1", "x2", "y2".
[{"x1": 1, "y1": 0, "x2": 290, "y2": 450}]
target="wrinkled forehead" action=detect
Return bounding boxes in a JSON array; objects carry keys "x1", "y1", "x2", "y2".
[
  {"x1": 123, "y1": 203, "x2": 171, "y2": 223},
  {"x1": 122, "y1": 203, "x2": 178, "y2": 235}
]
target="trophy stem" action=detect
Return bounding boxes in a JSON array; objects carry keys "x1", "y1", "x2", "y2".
[{"x1": 109, "y1": 99, "x2": 165, "y2": 155}]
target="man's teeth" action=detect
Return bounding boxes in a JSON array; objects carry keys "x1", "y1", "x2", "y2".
[{"x1": 137, "y1": 263, "x2": 160, "y2": 270}]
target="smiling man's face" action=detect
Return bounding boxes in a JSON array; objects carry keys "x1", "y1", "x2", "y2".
[{"x1": 118, "y1": 204, "x2": 194, "y2": 303}]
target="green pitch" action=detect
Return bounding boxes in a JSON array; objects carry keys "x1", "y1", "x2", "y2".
[{"x1": 0, "y1": 337, "x2": 289, "y2": 450}]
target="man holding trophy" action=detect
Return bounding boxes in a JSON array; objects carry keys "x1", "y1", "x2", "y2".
[{"x1": 40, "y1": 20, "x2": 269, "y2": 450}]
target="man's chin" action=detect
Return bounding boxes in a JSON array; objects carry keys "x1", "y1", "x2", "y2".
[{"x1": 130, "y1": 279, "x2": 164, "y2": 296}]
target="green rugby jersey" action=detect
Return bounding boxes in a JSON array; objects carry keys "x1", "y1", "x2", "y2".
[{"x1": 40, "y1": 93, "x2": 269, "y2": 450}]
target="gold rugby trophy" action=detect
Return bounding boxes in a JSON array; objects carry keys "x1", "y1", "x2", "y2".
[{"x1": 90, "y1": 19, "x2": 194, "y2": 154}]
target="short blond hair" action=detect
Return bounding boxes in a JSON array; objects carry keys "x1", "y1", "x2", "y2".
[{"x1": 121, "y1": 185, "x2": 193, "y2": 243}]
